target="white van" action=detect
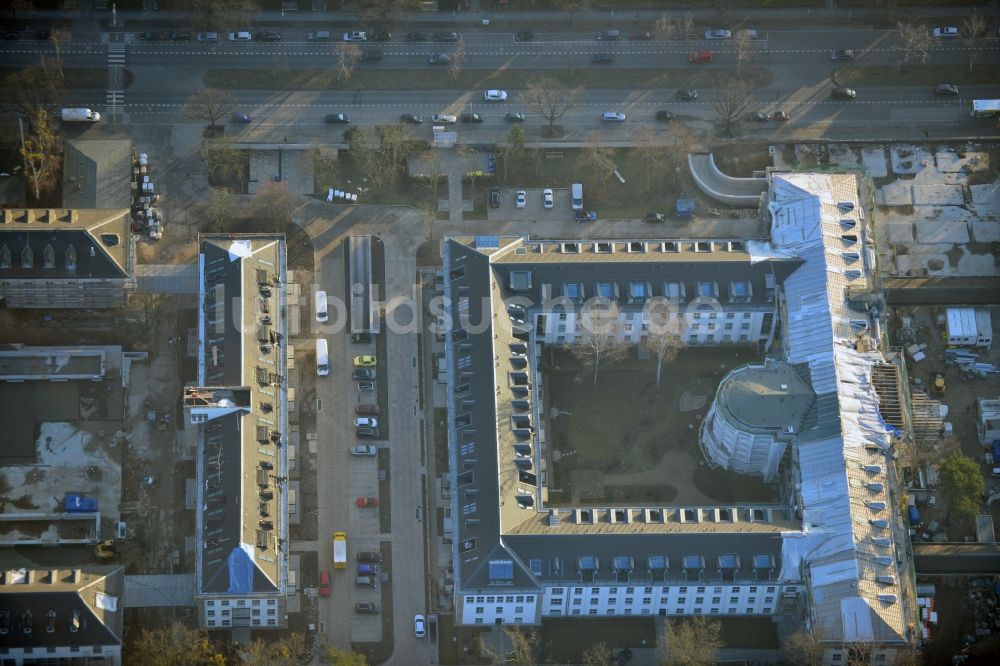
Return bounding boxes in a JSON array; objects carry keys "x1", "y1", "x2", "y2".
[
  {"x1": 61, "y1": 108, "x2": 101, "y2": 123},
  {"x1": 571, "y1": 183, "x2": 583, "y2": 211},
  {"x1": 316, "y1": 338, "x2": 330, "y2": 376},
  {"x1": 315, "y1": 290, "x2": 329, "y2": 323}
]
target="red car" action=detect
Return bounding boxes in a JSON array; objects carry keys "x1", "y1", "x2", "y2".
[
  {"x1": 356, "y1": 497, "x2": 379, "y2": 508},
  {"x1": 688, "y1": 50, "x2": 712, "y2": 63},
  {"x1": 772, "y1": 111, "x2": 790, "y2": 122},
  {"x1": 628, "y1": 31, "x2": 652, "y2": 40},
  {"x1": 319, "y1": 569, "x2": 331, "y2": 596}
]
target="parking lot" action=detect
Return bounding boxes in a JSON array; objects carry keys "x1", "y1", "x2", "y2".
[{"x1": 487, "y1": 187, "x2": 575, "y2": 222}]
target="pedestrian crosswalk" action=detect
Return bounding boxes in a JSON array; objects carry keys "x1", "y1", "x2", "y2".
[
  {"x1": 107, "y1": 43, "x2": 125, "y2": 66},
  {"x1": 107, "y1": 43, "x2": 126, "y2": 110},
  {"x1": 106, "y1": 90, "x2": 125, "y2": 106}
]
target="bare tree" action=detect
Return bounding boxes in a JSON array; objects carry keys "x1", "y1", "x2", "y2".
[
  {"x1": 164, "y1": 0, "x2": 259, "y2": 31},
  {"x1": 582, "y1": 642, "x2": 614, "y2": 666},
  {"x1": 663, "y1": 122, "x2": 697, "y2": 191},
  {"x1": 310, "y1": 145, "x2": 340, "y2": 194},
  {"x1": 521, "y1": 76, "x2": 585, "y2": 135},
  {"x1": 680, "y1": 12, "x2": 695, "y2": 41},
  {"x1": 347, "y1": 125, "x2": 385, "y2": 189},
  {"x1": 656, "y1": 16, "x2": 678, "y2": 40},
  {"x1": 734, "y1": 29, "x2": 754, "y2": 75},
  {"x1": 478, "y1": 626, "x2": 540, "y2": 666},
  {"x1": 2, "y1": 58, "x2": 65, "y2": 117},
  {"x1": 897, "y1": 22, "x2": 931, "y2": 66},
  {"x1": 200, "y1": 140, "x2": 246, "y2": 191},
  {"x1": 19, "y1": 108, "x2": 62, "y2": 201},
  {"x1": 709, "y1": 76, "x2": 754, "y2": 135},
  {"x1": 185, "y1": 87, "x2": 237, "y2": 129},
  {"x1": 202, "y1": 187, "x2": 240, "y2": 232},
  {"x1": 251, "y1": 181, "x2": 299, "y2": 230},
  {"x1": 126, "y1": 622, "x2": 226, "y2": 666},
  {"x1": 325, "y1": 646, "x2": 368, "y2": 666},
  {"x1": 48, "y1": 29, "x2": 71, "y2": 78},
  {"x1": 574, "y1": 298, "x2": 628, "y2": 386},
  {"x1": 378, "y1": 122, "x2": 415, "y2": 189},
  {"x1": 239, "y1": 632, "x2": 308, "y2": 666},
  {"x1": 577, "y1": 133, "x2": 617, "y2": 182},
  {"x1": 643, "y1": 298, "x2": 682, "y2": 389},
  {"x1": 782, "y1": 628, "x2": 824, "y2": 666},
  {"x1": 336, "y1": 42, "x2": 363, "y2": 80},
  {"x1": 633, "y1": 125, "x2": 667, "y2": 193},
  {"x1": 960, "y1": 14, "x2": 988, "y2": 72},
  {"x1": 448, "y1": 39, "x2": 467, "y2": 81},
  {"x1": 659, "y1": 616, "x2": 724, "y2": 666},
  {"x1": 500, "y1": 124, "x2": 526, "y2": 183}
]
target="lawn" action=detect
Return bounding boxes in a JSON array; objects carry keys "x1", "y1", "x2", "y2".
[
  {"x1": 543, "y1": 348, "x2": 778, "y2": 506},
  {"x1": 541, "y1": 618, "x2": 656, "y2": 663},
  {"x1": 717, "y1": 616, "x2": 781, "y2": 649}
]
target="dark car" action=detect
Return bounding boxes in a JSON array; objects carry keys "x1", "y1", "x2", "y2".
[
  {"x1": 432, "y1": 31, "x2": 460, "y2": 42},
  {"x1": 352, "y1": 368, "x2": 375, "y2": 381},
  {"x1": 935, "y1": 83, "x2": 959, "y2": 96},
  {"x1": 675, "y1": 89, "x2": 698, "y2": 101},
  {"x1": 140, "y1": 31, "x2": 167, "y2": 41},
  {"x1": 232, "y1": 112, "x2": 253, "y2": 123},
  {"x1": 356, "y1": 426, "x2": 379, "y2": 438},
  {"x1": 369, "y1": 30, "x2": 392, "y2": 41},
  {"x1": 489, "y1": 188, "x2": 501, "y2": 209},
  {"x1": 351, "y1": 332, "x2": 372, "y2": 344},
  {"x1": 325, "y1": 113, "x2": 351, "y2": 124},
  {"x1": 655, "y1": 110, "x2": 674, "y2": 122},
  {"x1": 427, "y1": 52, "x2": 451, "y2": 64},
  {"x1": 830, "y1": 49, "x2": 854, "y2": 61},
  {"x1": 461, "y1": 113, "x2": 483, "y2": 123},
  {"x1": 628, "y1": 31, "x2": 652, "y2": 40},
  {"x1": 505, "y1": 112, "x2": 526, "y2": 122},
  {"x1": 645, "y1": 212, "x2": 666, "y2": 223},
  {"x1": 406, "y1": 32, "x2": 429, "y2": 41},
  {"x1": 514, "y1": 30, "x2": 535, "y2": 42},
  {"x1": 360, "y1": 49, "x2": 382, "y2": 62},
  {"x1": 258, "y1": 30, "x2": 281, "y2": 42},
  {"x1": 355, "y1": 602, "x2": 380, "y2": 614},
  {"x1": 357, "y1": 550, "x2": 384, "y2": 563},
  {"x1": 574, "y1": 210, "x2": 597, "y2": 222},
  {"x1": 831, "y1": 87, "x2": 857, "y2": 99},
  {"x1": 591, "y1": 53, "x2": 614, "y2": 64},
  {"x1": 597, "y1": 29, "x2": 621, "y2": 41},
  {"x1": 747, "y1": 111, "x2": 770, "y2": 122},
  {"x1": 400, "y1": 113, "x2": 423, "y2": 124},
  {"x1": 170, "y1": 30, "x2": 192, "y2": 41}
]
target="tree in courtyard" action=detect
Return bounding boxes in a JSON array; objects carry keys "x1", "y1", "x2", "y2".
[
  {"x1": 126, "y1": 622, "x2": 226, "y2": 666},
  {"x1": 335, "y1": 42, "x2": 363, "y2": 81},
  {"x1": 185, "y1": 87, "x2": 237, "y2": 129},
  {"x1": 200, "y1": 140, "x2": 246, "y2": 191},
  {"x1": 582, "y1": 641, "x2": 614, "y2": 666},
  {"x1": 938, "y1": 449, "x2": 984, "y2": 525},
  {"x1": 310, "y1": 145, "x2": 341, "y2": 194},
  {"x1": 709, "y1": 76, "x2": 754, "y2": 136},
  {"x1": 663, "y1": 121, "x2": 697, "y2": 191},
  {"x1": 897, "y1": 22, "x2": 931, "y2": 66},
  {"x1": 20, "y1": 108, "x2": 62, "y2": 201},
  {"x1": 347, "y1": 125, "x2": 386, "y2": 189},
  {"x1": 782, "y1": 628, "x2": 824, "y2": 666},
  {"x1": 521, "y1": 75, "x2": 585, "y2": 135},
  {"x1": 960, "y1": 14, "x2": 988, "y2": 72},
  {"x1": 326, "y1": 646, "x2": 367, "y2": 666},
  {"x1": 642, "y1": 297, "x2": 682, "y2": 389},
  {"x1": 378, "y1": 122, "x2": 415, "y2": 189},
  {"x1": 239, "y1": 633, "x2": 308, "y2": 666},
  {"x1": 202, "y1": 187, "x2": 240, "y2": 233},
  {"x1": 478, "y1": 626, "x2": 540, "y2": 666},
  {"x1": 573, "y1": 297, "x2": 628, "y2": 387},
  {"x1": 659, "y1": 616, "x2": 723, "y2": 666},
  {"x1": 448, "y1": 39, "x2": 466, "y2": 81},
  {"x1": 251, "y1": 181, "x2": 299, "y2": 231}
]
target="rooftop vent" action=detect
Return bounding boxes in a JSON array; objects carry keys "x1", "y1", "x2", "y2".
[
  {"x1": 840, "y1": 219, "x2": 857, "y2": 229},
  {"x1": 866, "y1": 501, "x2": 886, "y2": 512},
  {"x1": 869, "y1": 519, "x2": 890, "y2": 529},
  {"x1": 838, "y1": 202, "x2": 856, "y2": 213},
  {"x1": 878, "y1": 593, "x2": 898, "y2": 604},
  {"x1": 871, "y1": 537, "x2": 892, "y2": 547},
  {"x1": 876, "y1": 575, "x2": 896, "y2": 585},
  {"x1": 867, "y1": 482, "x2": 884, "y2": 492},
  {"x1": 875, "y1": 555, "x2": 893, "y2": 565},
  {"x1": 863, "y1": 464, "x2": 883, "y2": 474}
]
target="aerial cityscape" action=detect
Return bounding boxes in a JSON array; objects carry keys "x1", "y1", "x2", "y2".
[{"x1": 0, "y1": 0, "x2": 999, "y2": 665}]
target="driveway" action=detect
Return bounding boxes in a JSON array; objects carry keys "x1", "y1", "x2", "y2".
[{"x1": 487, "y1": 187, "x2": 573, "y2": 222}]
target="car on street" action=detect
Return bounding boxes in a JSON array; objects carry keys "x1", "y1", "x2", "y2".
[
  {"x1": 505, "y1": 112, "x2": 526, "y2": 122},
  {"x1": 935, "y1": 83, "x2": 959, "y2": 96},
  {"x1": 358, "y1": 551, "x2": 384, "y2": 563},
  {"x1": 516, "y1": 190, "x2": 526, "y2": 208},
  {"x1": 351, "y1": 444, "x2": 378, "y2": 456},
  {"x1": 258, "y1": 30, "x2": 281, "y2": 42},
  {"x1": 601, "y1": 111, "x2": 626, "y2": 122},
  {"x1": 831, "y1": 87, "x2": 857, "y2": 99},
  {"x1": 352, "y1": 368, "x2": 375, "y2": 381},
  {"x1": 489, "y1": 187, "x2": 501, "y2": 208},
  {"x1": 748, "y1": 111, "x2": 770, "y2": 122},
  {"x1": 645, "y1": 212, "x2": 666, "y2": 223},
  {"x1": 319, "y1": 570, "x2": 331, "y2": 596},
  {"x1": 628, "y1": 31, "x2": 652, "y2": 40},
  {"x1": 307, "y1": 30, "x2": 331, "y2": 41},
  {"x1": 484, "y1": 89, "x2": 508, "y2": 101},
  {"x1": 325, "y1": 113, "x2": 351, "y2": 124},
  {"x1": 356, "y1": 496, "x2": 379, "y2": 508},
  {"x1": 355, "y1": 602, "x2": 379, "y2": 614},
  {"x1": 360, "y1": 50, "x2": 382, "y2": 62},
  {"x1": 688, "y1": 50, "x2": 712, "y2": 63},
  {"x1": 353, "y1": 354, "x2": 377, "y2": 367},
  {"x1": 735, "y1": 29, "x2": 759, "y2": 40},
  {"x1": 343, "y1": 31, "x2": 367, "y2": 41},
  {"x1": 597, "y1": 29, "x2": 621, "y2": 41},
  {"x1": 355, "y1": 403, "x2": 380, "y2": 416},
  {"x1": 356, "y1": 427, "x2": 379, "y2": 438},
  {"x1": 228, "y1": 31, "x2": 252, "y2": 41},
  {"x1": 357, "y1": 380, "x2": 375, "y2": 393},
  {"x1": 351, "y1": 332, "x2": 372, "y2": 343},
  {"x1": 428, "y1": 52, "x2": 450, "y2": 64},
  {"x1": 932, "y1": 26, "x2": 959, "y2": 38},
  {"x1": 431, "y1": 113, "x2": 457, "y2": 124},
  {"x1": 369, "y1": 30, "x2": 392, "y2": 41},
  {"x1": 406, "y1": 32, "x2": 429, "y2": 41},
  {"x1": 400, "y1": 113, "x2": 423, "y2": 124},
  {"x1": 414, "y1": 614, "x2": 426, "y2": 638},
  {"x1": 772, "y1": 110, "x2": 790, "y2": 121},
  {"x1": 591, "y1": 53, "x2": 614, "y2": 64},
  {"x1": 675, "y1": 89, "x2": 698, "y2": 101},
  {"x1": 514, "y1": 30, "x2": 535, "y2": 42},
  {"x1": 655, "y1": 110, "x2": 674, "y2": 122},
  {"x1": 196, "y1": 32, "x2": 219, "y2": 42},
  {"x1": 461, "y1": 113, "x2": 483, "y2": 123},
  {"x1": 543, "y1": 189, "x2": 554, "y2": 209},
  {"x1": 830, "y1": 49, "x2": 854, "y2": 60},
  {"x1": 232, "y1": 112, "x2": 253, "y2": 123},
  {"x1": 705, "y1": 28, "x2": 732, "y2": 40},
  {"x1": 140, "y1": 31, "x2": 167, "y2": 41},
  {"x1": 355, "y1": 416, "x2": 379, "y2": 428},
  {"x1": 170, "y1": 30, "x2": 192, "y2": 41},
  {"x1": 432, "y1": 31, "x2": 460, "y2": 42},
  {"x1": 574, "y1": 210, "x2": 597, "y2": 222}
]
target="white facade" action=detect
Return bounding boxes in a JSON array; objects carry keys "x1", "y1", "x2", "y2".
[
  {"x1": 0, "y1": 644, "x2": 120, "y2": 665},
  {"x1": 202, "y1": 596, "x2": 282, "y2": 629}
]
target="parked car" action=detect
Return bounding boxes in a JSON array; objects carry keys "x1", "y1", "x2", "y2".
[
  {"x1": 232, "y1": 112, "x2": 253, "y2": 123},
  {"x1": 597, "y1": 29, "x2": 621, "y2": 41},
  {"x1": 704, "y1": 28, "x2": 732, "y2": 40},
  {"x1": 628, "y1": 31, "x2": 652, "y2": 40},
  {"x1": 675, "y1": 89, "x2": 698, "y2": 101},
  {"x1": 432, "y1": 32, "x2": 460, "y2": 42},
  {"x1": 350, "y1": 444, "x2": 377, "y2": 456},
  {"x1": 747, "y1": 111, "x2": 770, "y2": 122},
  {"x1": 772, "y1": 110, "x2": 790, "y2": 121},
  {"x1": 355, "y1": 416, "x2": 379, "y2": 428},
  {"x1": 645, "y1": 212, "x2": 666, "y2": 223},
  {"x1": 931, "y1": 26, "x2": 959, "y2": 38},
  {"x1": 688, "y1": 50, "x2": 712, "y2": 63},
  {"x1": 415, "y1": 614, "x2": 426, "y2": 638},
  {"x1": 357, "y1": 380, "x2": 375, "y2": 393},
  {"x1": 351, "y1": 332, "x2": 372, "y2": 344},
  {"x1": 830, "y1": 49, "x2": 854, "y2": 61},
  {"x1": 428, "y1": 52, "x2": 450, "y2": 64},
  {"x1": 355, "y1": 602, "x2": 379, "y2": 614},
  {"x1": 325, "y1": 113, "x2": 351, "y2": 124},
  {"x1": 484, "y1": 89, "x2": 508, "y2": 101},
  {"x1": 935, "y1": 83, "x2": 959, "y2": 96},
  {"x1": 355, "y1": 497, "x2": 379, "y2": 508},
  {"x1": 360, "y1": 50, "x2": 382, "y2": 62},
  {"x1": 352, "y1": 368, "x2": 375, "y2": 381},
  {"x1": 196, "y1": 32, "x2": 219, "y2": 42},
  {"x1": 431, "y1": 113, "x2": 457, "y2": 124},
  {"x1": 601, "y1": 111, "x2": 626, "y2": 122},
  {"x1": 356, "y1": 426, "x2": 379, "y2": 438},
  {"x1": 258, "y1": 30, "x2": 281, "y2": 42},
  {"x1": 574, "y1": 210, "x2": 597, "y2": 222},
  {"x1": 369, "y1": 30, "x2": 392, "y2": 41},
  {"x1": 355, "y1": 403, "x2": 380, "y2": 416},
  {"x1": 406, "y1": 32, "x2": 429, "y2": 41},
  {"x1": 307, "y1": 30, "x2": 331, "y2": 42},
  {"x1": 140, "y1": 31, "x2": 167, "y2": 41},
  {"x1": 319, "y1": 570, "x2": 331, "y2": 596},
  {"x1": 655, "y1": 110, "x2": 674, "y2": 122},
  {"x1": 514, "y1": 30, "x2": 535, "y2": 42},
  {"x1": 505, "y1": 112, "x2": 526, "y2": 122},
  {"x1": 461, "y1": 113, "x2": 483, "y2": 123},
  {"x1": 489, "y1": 187, "x2": 500, "y2": 208},
  {"x1": 400, "y1": 113, "x2": 423, "y2": 124},
  {"x1": 356, "y1": 575, "x2": 377, "y2": 587},
  {"x1": 543, "y1": 189, "x2": 554, "y2": 209},
  {"x1": 358, "y1": 563, "x2": 379, "y2": 576},
  {"x1": 831, "y1": 87, "x2": 857, "y2": 99},
  {"x1": 343, "y1": 31, "x2": 367, "y2": 41},
  {"x1": 354, "y1": 355, "x2": 377, "y2": 367},
  {"x1": 516, "y1": 190, "x2": 526, "y2": 208},
  {"x1": 591, "y1": 53, "x2": 614, "y2": 64},
  {"x1": 228, "y1": 31, "x2": 252, "y2": 41},
  {"x1": 357, "y1": 551, "x2": 384, "y2": 563},
  {"x1": 170, "y1": 30, "x2": 192, "y2": 41}
]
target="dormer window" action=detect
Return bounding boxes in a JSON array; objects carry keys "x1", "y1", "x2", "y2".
[
  {"x1": 664, "y1": 281, "x2": 685, "y2": 301},
  {"x1": 563, "y1": 282, "x2": 584, "y2": 302},
  {"x1": 729, "y1": 279, "x2": 752, "y2": 302},
  {"x1": 697, "y1": 281, "x2": 719, "y2": 299}
]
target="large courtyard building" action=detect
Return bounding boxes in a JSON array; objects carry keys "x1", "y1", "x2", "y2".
[{"x1": 441, "y1": 172, "x2": 913, "y2": 662}]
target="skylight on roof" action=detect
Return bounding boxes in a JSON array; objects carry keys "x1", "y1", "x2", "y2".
[
  {"x1": 529, "y1": 559, "x2": 543, "y2": 576},
  {"x1": 489, "y1": 560, "x2": 514, "y2": 580}
]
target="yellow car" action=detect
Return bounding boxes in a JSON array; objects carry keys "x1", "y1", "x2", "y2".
[{"x1": 353, "y1": 355, "x2": 377, "y2": 367}]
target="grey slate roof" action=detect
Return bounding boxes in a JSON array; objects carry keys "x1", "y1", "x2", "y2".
[
  {"x1": 0, "y1": 209, "x2": 131, "y2": 279},
  {"x1": 62, "y1": 139, "x2": 133, "y2": 209}
]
